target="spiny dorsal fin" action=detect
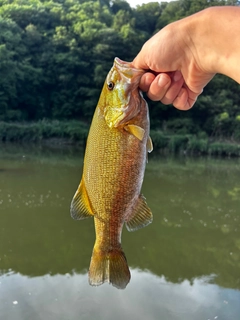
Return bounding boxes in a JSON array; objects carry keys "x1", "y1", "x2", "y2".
[
  {"x1": 70, "y1": 179, "x2": 94, "y2": 220},
  {"x1": 125, "y1": 124, "x2": 145, "y2": 141},
  {"x1": 125, "y1": 194, "x2": 153, "y2": 232},
  {"x1": 147, "y1": 136, "x2": 153, "y2": 153}
]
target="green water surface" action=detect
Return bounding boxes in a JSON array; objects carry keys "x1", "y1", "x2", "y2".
[{"x1": 0, "y1": 144, "x2": 240, "y2": 320}]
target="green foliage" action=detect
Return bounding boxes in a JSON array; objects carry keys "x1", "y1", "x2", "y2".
[
  {"x1": 0, "y1": 120, "x2": 89, "y2": 143},
  {"x1": 150, "y1": 130, "x2": 240, "y2": 157},
  {"x1": 208, "y1": 142, "x2": 240, "y2": 157},
  {"x1": 187, "y1": 136, "x2": 208, "y2": 154},
  {"x1": 150, "y1": 130, "x2": 169, "y2": 150},
  {"x1": 1, "y1": 120, "x2": 240, "y2": 157},
  {"x1": 165, "y1": 118, "x2": 200, "y2": 134},
  {"x1": 0, "y1": 0, "x2": 239, "y2": 146},
  {"x1": 134, "y1": 2, "x2": 162, "y2": 35}
]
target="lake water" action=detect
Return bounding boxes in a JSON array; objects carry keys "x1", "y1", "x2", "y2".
[{"x1": 0, "y1": 143, "x2": 240, "y2": 320}]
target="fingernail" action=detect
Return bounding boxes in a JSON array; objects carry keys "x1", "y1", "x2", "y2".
[
  {"x1": 158, "y1": 74, "x2": 170, "y2": 87},
  {"x1": 173, "y1": 70, "x2": 182, "y2": 82}
]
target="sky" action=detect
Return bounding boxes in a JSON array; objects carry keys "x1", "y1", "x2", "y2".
[
  {"x1": 127, "y1": 0, "x2": 153, "y2": 7},
  {"x1": 127, "y1": 0, "x2": 172, "y2": 8}
]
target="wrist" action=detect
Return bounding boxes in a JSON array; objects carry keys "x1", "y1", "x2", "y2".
[
  {"x1": 185, "y1": 7, "x2": 240, "y2": 82},
  {"x1": 182, "y1": 8, "x2": 217, "y2": 74}
]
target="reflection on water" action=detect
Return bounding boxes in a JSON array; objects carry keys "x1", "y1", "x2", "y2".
[
  {"x1": 0, "y1": 269, "x2": 240, "y2": 320},
  {"x1": 2, "y1": 269, "x2": 240, "y2": 320},
  {"x1": 0, "y1": 144, "x2": 240, "y2": 319}
]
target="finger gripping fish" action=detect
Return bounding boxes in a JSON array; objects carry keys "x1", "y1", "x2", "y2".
[{"x1": 70, "y1": 57, "x2": 153, "y2": 289}]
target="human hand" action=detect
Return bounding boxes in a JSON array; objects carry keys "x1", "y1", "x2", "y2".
[{"x1": 132, "y1": 12, "x2": 216, "y2": 110}]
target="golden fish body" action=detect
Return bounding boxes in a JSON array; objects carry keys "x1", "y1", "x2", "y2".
[{"x1": 71, "y1": 57, "x2": 153, "y2": 289}]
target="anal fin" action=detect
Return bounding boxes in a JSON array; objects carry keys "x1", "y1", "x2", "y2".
[
  {"x1": 125, "y1": 194, "x2": 153, "y2": 232},
  {"x1": 70, "y1": 179, "x2": 94, "y2": 220}
]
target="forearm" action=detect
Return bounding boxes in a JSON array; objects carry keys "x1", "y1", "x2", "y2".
[{"x1": 185, "y1": 6, "x2": 240, "y2": 83}]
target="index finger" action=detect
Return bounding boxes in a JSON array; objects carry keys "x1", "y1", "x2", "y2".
[{"x1": 139, "y1": 72, "x2": 156, "y2": 92}]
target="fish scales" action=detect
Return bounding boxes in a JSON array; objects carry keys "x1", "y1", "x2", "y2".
[{"x1": 71, "y1": 57, "x2": 153, "y2": 289}]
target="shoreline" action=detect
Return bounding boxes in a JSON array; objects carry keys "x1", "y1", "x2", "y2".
[{"x1": 1, "y1": 121, "x2": 240, "y2": 157}]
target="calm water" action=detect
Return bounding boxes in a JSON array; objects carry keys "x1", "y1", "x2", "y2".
[{"x1": 0, "y1": 144, "x2": 240, "y2": 320}]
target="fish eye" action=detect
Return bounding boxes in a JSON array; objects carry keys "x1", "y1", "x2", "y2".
[{"x1": 107, "y1": 81, "x2": 115, "y2": 91}]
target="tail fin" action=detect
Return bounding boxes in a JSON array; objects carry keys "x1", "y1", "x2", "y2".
[{"x1": 88, "y1": 248, "x2": 131, "y2": 289}]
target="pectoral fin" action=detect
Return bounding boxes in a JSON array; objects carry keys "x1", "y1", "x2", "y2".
[
  {"x1": 125, "y1": 124, "x2": 145, "y2": 141},
  {"x1": 125, "y1": 195, "x2": 153, "y2": 232},
  {"x1": 70, "y1": 179, "x2": 94, "y2": 220}
]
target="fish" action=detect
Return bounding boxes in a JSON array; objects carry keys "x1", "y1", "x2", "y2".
[{"x1": 70, "y1": 57, "x2": 153, "y2": 289}]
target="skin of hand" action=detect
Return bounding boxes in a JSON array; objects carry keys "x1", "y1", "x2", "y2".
[{"x1": 133, "y1": 6, "x2": 240, "y2": 111}]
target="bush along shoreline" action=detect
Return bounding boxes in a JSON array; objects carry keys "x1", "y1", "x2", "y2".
[
  {"x1": 150, "y1": 131, "x2": 240, "y2": 157},
  {"x1": 0, "y1": 120, "x2": 89, "y2": 145},
  {"x1": 1, "y1": 121, "x2": 240, "y2": 157}
]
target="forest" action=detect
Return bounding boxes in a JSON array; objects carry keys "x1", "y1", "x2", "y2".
[{"x1": 0, "y1": 0, "x2": 240, "y2": 155}]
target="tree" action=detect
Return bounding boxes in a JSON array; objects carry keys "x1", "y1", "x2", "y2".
[
  {"x1": 134, "y1": 2, "x2": 162, "y2": 35},
  {"x1": 0, "y1": 0, "x2": 239, "y2": 141}
]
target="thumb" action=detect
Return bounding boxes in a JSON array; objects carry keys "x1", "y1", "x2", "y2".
[{"x1": 132, "y1": 50, "x2": 149, "y2": 70}]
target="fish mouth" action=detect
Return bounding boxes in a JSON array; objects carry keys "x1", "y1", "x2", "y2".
[
  {"x1": 113, "y1": 57, "x2": 145, "y2": 98},
  {"x1": 104, "y1": 57, "x2": 146, "y2": 129},
  {"x1": 114, "y1": 57, "x2": 145, "y2": 73},
  {"x1": 114, "y1": 57, "x2": 145, "y2": 84},
  {"x1": 113, "y1": 58, "x2": 145, "y2": 127}
]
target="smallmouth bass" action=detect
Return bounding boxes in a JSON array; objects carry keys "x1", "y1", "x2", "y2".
[{"x1": 71, "y1": 57, "x2": 153, "y2": 289}]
